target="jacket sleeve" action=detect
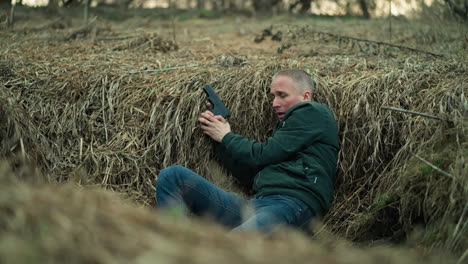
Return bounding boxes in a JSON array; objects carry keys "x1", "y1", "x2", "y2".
[
  {"x1": 214, "y1": 142, "x2": 257, "y2": 187},
  {"x1": 220, "y1": 106, "x2": 327, "y2": 168}
]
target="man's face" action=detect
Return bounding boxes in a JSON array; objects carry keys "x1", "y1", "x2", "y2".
[{"x1": 270, "y1": 75, "x2": 310, "y2": 119}]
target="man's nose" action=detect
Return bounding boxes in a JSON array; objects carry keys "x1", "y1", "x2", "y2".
[{"x1": 272, "y1": 98, "x2": 280, "y2": 108}]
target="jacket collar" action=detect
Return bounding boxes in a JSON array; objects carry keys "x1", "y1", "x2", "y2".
[
  {"x1": 282, "y1": 101, "x2": 313, "y2": 121},
  {"x1": 275, "y1": 101, "x2": 313, "y2": 129}
]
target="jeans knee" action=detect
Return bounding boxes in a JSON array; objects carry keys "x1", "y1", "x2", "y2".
[{"x1": 156, "y1": 165, "x2": 185, "y2": 189}]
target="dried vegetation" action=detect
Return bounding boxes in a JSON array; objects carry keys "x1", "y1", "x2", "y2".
[{"x1": 0, "y1": 161, "x2": 454, "y2": 264}]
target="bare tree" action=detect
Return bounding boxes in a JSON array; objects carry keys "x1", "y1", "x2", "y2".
[
  {"x1": 119, "y1": 0, "x2": 133, "y2": 10},
  {"x1": 168, "y1": 0, "x2": 176, "y2": 9},
  {"x1": 445, "y1": 0, "x2": 468, "y2": 20},
  {"x1": 211, "y1": 0, "x2": 220, "y2": 11},
  {"x1": 289, "y1": 0, "x2": 313, "y2": 14},
  {"x1": 1, "y1": 0, "x2": 11, "y2": 11},
  {"x1": 252, "y1": 0, "x2": 282, "y2": 13},
  {"x1": 197, "y1": 0, "x2": 204, "y2": 9},
  {"x1": 358, "y1": 0, "x2": 370, "y2": 18},
  {"x1": 84, "y1": 0, "x2": 90, "y2": 24},
  {"x1": 47, "y1": 0, "x2": 60, "y2": 14},
  {"x1": 222, "y1": 0, "x2": 231, "y2": 10},
  {"x1": 5, "y1": 0, "x2": 13, "y2": 28},
  {"x1": 62, "y1": 0, "x2": 81, "y2": 7}
]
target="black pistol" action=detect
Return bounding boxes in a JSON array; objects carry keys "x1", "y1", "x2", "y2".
[{"x1": 203, "y1": 84, "x2": 230, "y2": 118}]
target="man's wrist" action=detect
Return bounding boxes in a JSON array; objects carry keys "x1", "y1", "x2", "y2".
[{"x1": 220, "y1": 132, "x2": 233, "y2": 144}]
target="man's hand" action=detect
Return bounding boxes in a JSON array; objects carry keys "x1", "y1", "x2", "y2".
[{"x1": 198, "y1": 110, "x2": 231, "y2": 142}]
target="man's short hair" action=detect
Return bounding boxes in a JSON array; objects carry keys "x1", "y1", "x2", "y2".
[{"x1": 273, "y1": 69, "x2": 316, "y2": 94}]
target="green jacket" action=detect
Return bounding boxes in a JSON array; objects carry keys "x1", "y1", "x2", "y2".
[{"x1": 214, "y1": 101, "x2": 339, "y2": 216}]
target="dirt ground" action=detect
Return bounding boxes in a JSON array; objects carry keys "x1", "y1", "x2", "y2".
[{"x1": 3, "y1": 7, "x2": 465, "y2": 69}]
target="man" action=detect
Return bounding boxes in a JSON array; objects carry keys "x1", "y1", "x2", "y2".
[{"x1": 156, "y1": 69, "x2": 339, "y2": 233}]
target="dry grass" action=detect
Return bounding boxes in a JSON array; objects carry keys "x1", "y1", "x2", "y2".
[
  {"x1": 0, "y1": 7, "x2": 467, "y2": 261},
  {"x1": 0, "y1": 160, "x2": 456, "y2": 264}
]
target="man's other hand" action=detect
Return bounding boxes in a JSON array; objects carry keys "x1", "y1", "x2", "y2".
[{"x1": 198, "y1": 111, "x2": 231, "y2": 142}]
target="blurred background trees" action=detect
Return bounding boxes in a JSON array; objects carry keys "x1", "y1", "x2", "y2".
[
  {"x1": 444, "y1": 0, "x2": 468, "y2": 19},
  {"x1": 2, "y1": 0, "x2": 467, "y2": 21}
]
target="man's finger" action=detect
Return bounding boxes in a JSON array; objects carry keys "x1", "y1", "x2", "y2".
[
  {"x1": 206, "y1": 102, "x2": 213, "y2": 110},
  {"x1": 200, "y1": 113, "x2": 214, "y2": 121},
  {"x1": 200, "y1": 125, "x2": 213, "y2": 135},
  {"x1": 198, "y1": 117, "x2": 211, "y2": 125},
  {"x1": 202, "y1": 110, "x2": 214, "y2": 117},
  {"x1": 215, "y1": 115, "x2": 226, "y2": 123}
]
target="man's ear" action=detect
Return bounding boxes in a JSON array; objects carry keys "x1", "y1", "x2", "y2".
[{"x1": 303, "y1": 91, "x2": 311, "y2": 101}]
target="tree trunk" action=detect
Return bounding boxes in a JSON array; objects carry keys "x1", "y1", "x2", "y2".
[
  {"x1": 0, "y1": 0, "x2": 9, "y2": 25},
  {"x1": 197, "y1": 0, "x2": 204, "y2": 9},
  {"x1": 168, "y1": 0, "x2": 176, "y2": 9},
  {"x1": 252, "y1": 0, "x2": 282, "y2": 13},
  {"x1": 120, "y1": 0, "x2": 133, "y2": 10},
  {"x1": 84, "y1": 0, "x2": 90, "y2": 24},
  {"x1": 222, "y1": 0, "x2": 232, "y2": 10},
  {"x1": 289, "y1": 0, "x2": 312, "y2": 13},
  {"x1": 345, "y1": 1, "x2": 351, "y2": 15},
  {"x1": 47, "y1": 0, "x2": 59, "y2": 14},
  {"x1": 237, "y1": 0, "x2": 245, "y2": 9},
  {"x1": 8, "y1": 1, "x2": 15, "y2": 28},
  {"x1": 211, "y1": 0, "x2": 220, "y2": 11},
  {"x1": 299, "y1": 0, "x2": 312, "y2": 13},
  {"x1": 358, "y1": 0, "x2": 370, "y2": 19},
  {"x1": 445, "y1": 0, "x2": 468, "y2": 19},
  {"x1": 1, "y1": 0, "x2": 11, "y2": 10}
]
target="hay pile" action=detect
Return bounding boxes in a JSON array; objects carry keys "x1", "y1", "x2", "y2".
[
  {"x1": 0, "y1": 13, "x2": 466, "y2": 259},
  {"x1": 0, "y1": 160, "x2": 454, "y2": 264},
  {"x1": 314, "y1": 58, "x2": 466, "y2": 253}
]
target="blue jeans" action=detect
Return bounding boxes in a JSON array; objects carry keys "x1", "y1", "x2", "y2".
[{"x1": 156, "y1": 165, "x2": 315, "y2": 233}]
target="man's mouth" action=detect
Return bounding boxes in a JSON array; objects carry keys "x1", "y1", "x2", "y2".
[{"x1": 276, "y1": 112, "x2": 285, "y2": 119}]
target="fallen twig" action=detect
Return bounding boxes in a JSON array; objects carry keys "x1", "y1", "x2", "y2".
[
  {"x1": 382, "y1": 106, "x2": 451, "y2": 122},
  {"x1": 127, "y1": 63, "x2": 215, "y2": 74},
  {"x1": 313, "y1": 31, "x2": 444, "y2": 58},
  {"x1": 413, "y1": 153, "x2": 453, "y2": 178},
  {"x1": 64, "y1": 17, "x2": 97, "y2": 41},
  {"x1": 97, "y1": 36, "x2": 133, "y2": 41},
  {"x1": 277, "y1": 24, "x2": 445, "y2": 57}
]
